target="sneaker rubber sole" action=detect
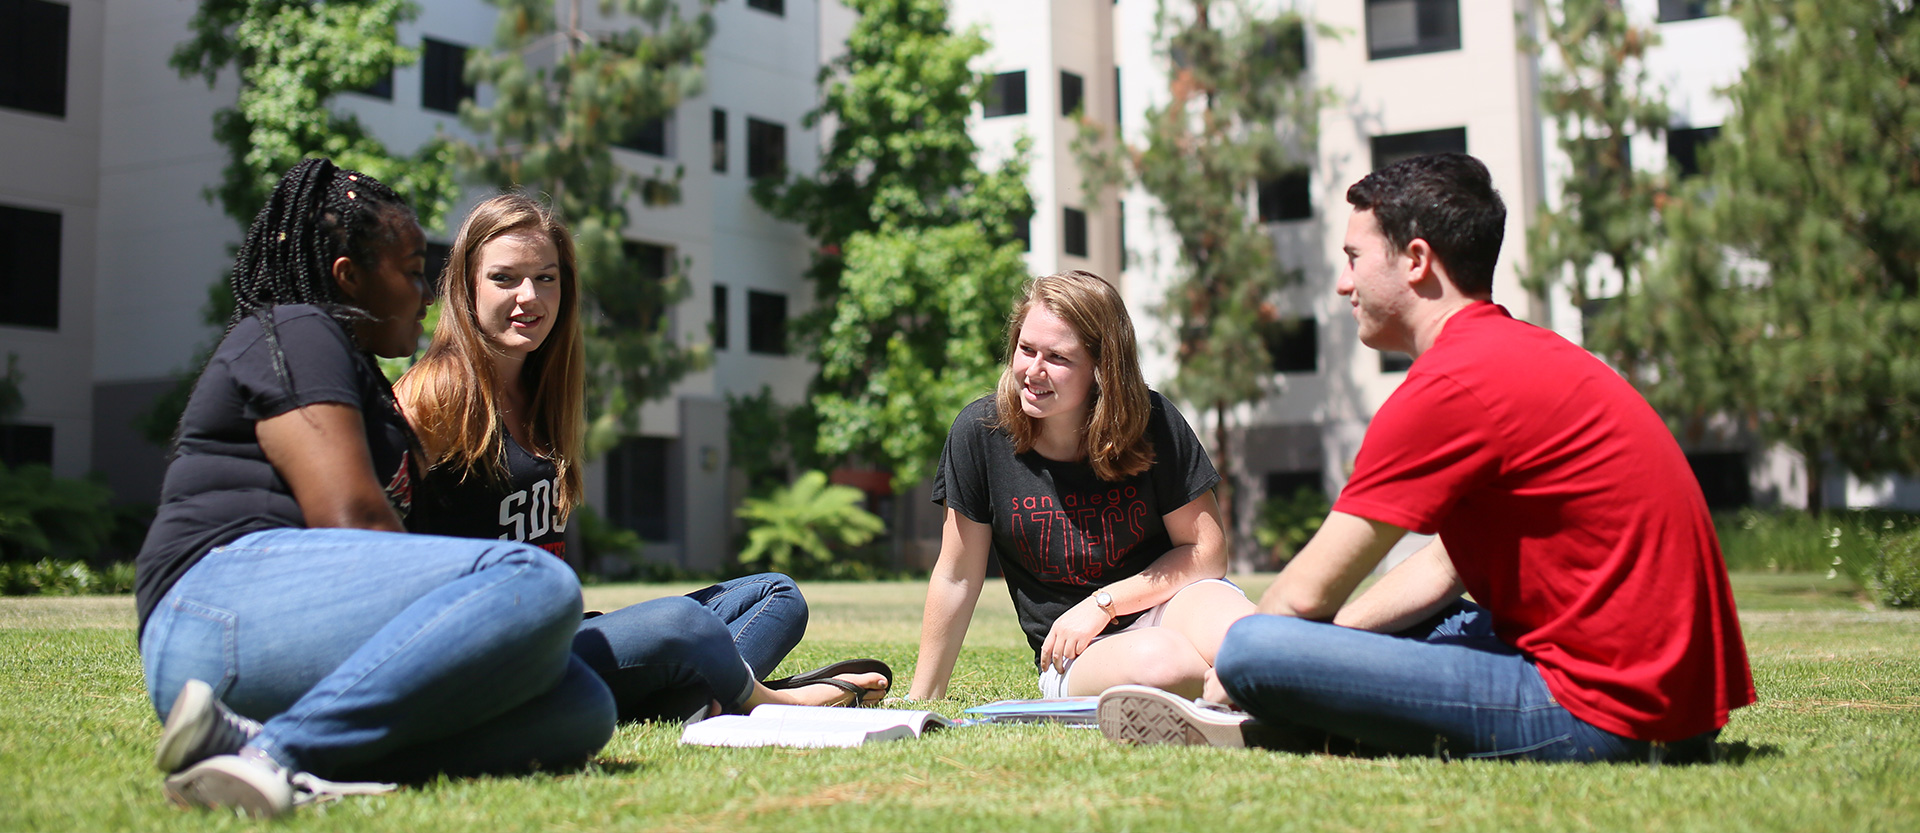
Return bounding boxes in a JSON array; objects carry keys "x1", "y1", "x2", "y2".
[
  {"x1": 1097, "y1": 685, "x2": 1251, "y2": 748},
  {"x1": 163, "y1": 755, "x2": 294, "y2": 819}
]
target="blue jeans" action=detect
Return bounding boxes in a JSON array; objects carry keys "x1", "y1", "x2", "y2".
[
  {"x1": 1214, "y1": 601, "x2": 1718, "y2": 762},
  {"x1": 141, "y1": 528, "x2": 616, "y2": 782},
  {"x1": 573, "y1": 573, "x2": 808, "y2": 722}
]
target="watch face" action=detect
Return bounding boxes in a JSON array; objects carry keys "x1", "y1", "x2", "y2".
[{"x1": 1096, "y1": 591, "x2": 1113, "y2": 608}]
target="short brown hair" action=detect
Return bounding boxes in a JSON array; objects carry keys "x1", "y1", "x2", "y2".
[{"x1": 993, "y1": 271, "x2": 1155, "y2": 481}]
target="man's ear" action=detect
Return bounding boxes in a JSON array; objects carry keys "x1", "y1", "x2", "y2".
[
  {"x1": 1403, "y1": 238, "x2": 1438, "y2": 288},
  {"x1": 331, "y1": 255, "x2": 361, "y2": 302}
]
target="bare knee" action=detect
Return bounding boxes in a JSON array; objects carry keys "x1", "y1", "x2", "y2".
[{"x1": 1068, "y1": 629, "x2": 1209, "y2": 697}]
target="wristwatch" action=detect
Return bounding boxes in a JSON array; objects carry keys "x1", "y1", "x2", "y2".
[{"x1": 1093, "y1": 590, "x2": 1116, "y2": 620}]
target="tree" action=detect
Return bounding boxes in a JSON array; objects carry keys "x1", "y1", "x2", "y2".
[
  {"x1": 1074, "y1": 0, "x2": 1323, "y2": 568},
  {"x1": 735, "y1": 470, "x2": 886, "y2": 576},
  {"x1": 149, "y1": 1, "x2": 461, "y2": 443},
  {"x1": 752, "y1": 0, "x2": 1034, "y2": 489},
  {"x1": 458, "y1": 0, "x2": 713, "y2": 449},
  {"x1": 1521, "y1": 0, "x2": 1668, "y2": 382},
  {"x1": 1638, "y1": 0, "x2": 1920, "y2": 509}
]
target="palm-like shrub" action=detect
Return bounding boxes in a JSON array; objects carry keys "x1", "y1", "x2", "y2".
[{"x1": 735, "y1": 471, "x2": 885, "y2": 575}]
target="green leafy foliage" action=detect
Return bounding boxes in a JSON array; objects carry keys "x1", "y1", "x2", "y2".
[
  {"x1": 1072, "y1": 0, "x2": 1326, "y2": 564},
  {"x1": 735, "y1": 471, "x2": 885, "y2": 575},
  {"x1": 0, "y1": 559, "x2": 136, "y2": 596},
  {"x1": 0, "y1": 464, "x2": 118, "y2": 566},
  {"x1": 726, "y1": 386, "x2": 824, "y2": 495},
  {"x1": 1521, "y1": 0, "x2": 1668, "y2": 380},
  {"x1": 1251, "y1": 486, "x2": 1328, "y2": 568},
  {"x1": 1637, "y1": 0, "x2": 1920, "y2": 507},
  {"x1": 1873, "y1": 528, "x2": 1920, "y2": 608},
  {"x1": 458, "y1": 0, "x2": 712, "y2": 450},
  {"x1": 752, "y1": 0, "x2": 1033, "y2": 488}
]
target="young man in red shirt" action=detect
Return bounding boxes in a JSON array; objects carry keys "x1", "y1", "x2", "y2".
[{"x1": 1098, "y1": 153, "x2": 1753, "y2": 761}]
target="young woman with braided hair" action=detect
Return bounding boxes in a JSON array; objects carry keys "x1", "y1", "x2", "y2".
[
  {"x1": 395, "y1": 193, "x2": 888, "y2": 721},
  {"x1": 134, "y1": 159, "x2": 615, "y2": 818}
]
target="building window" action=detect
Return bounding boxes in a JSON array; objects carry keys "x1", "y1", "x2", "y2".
[
  {"x1": 1687, "y1": 451, "x2": 1751, "y2": 510},
  {"x1": 711, "y1": 108, "x2": 728, "y2": 174},
  {"x1": 0, "y1": 424, "x2": 53, "y2": 468},
  {"x1": 1668, "y1": 126, "x2": 1720, "y2": 179},
  {"x1": 1257, "y1": 170, "x2": 1312, "y2": 222},
  {"x1": 747, "y1": 0, "x2": 784, "y2": 16},
  {"x1": 747, "y1": 290, "x2": 788, "y2": 355},
  {"x1": 622, "y1": 241, "x2": 672, "y2": 332},
  {"x1": 1114, "y1": 67, "x2": 1123, "y2": 130},
  {"x1": 0, "y1": 0, "x2": 68, "y2": 118},
  {"x1": 1060, "y1": 70, "x2": 1084, "y2": 117},
  {"x1": 712, "y1": 284, "x2": 729, "y2": 351},
  {"x1": 1371, "y1": 126, "x2": 1468, "y2": 170},
  {"x1": 1365, "y1": 0, "x2": 1460, "y2": 60},
  {"x1": 746, "y1": 117, "x2": 786, "y2": 179},
  {"x1": 0, "y1": 204, "x2": 61, "y2": 330},
  {"x1": 1012, "y1": 213, "x2": 1032, "y2": 252},
  {"x1": 1657, "y1": 0, "x2": 1715, "y2": 22},
  {"x1": 1117, "y1": 200, "x2": 1127, "y2": 270},
  {"x1": 424, "y1": 242, "x2": 451, "y2": 292},
  {"x1": 1265, "y1": 469, "x2": 1325, "y2": 501},
  {"x1": 1380, "y1": 352, "x2": 1413, "y2": 373},
  {"x1": 1262, "y1": 318, "x2": 1318, "y2": 374},
  {"x1": 356, "y1": 68, "x2": 394, "y2": 101},
  {"x1": 606, "y1": 435, "x2": 672, "y2": 541},
  {"x1": 616, "y1": 114, "x2": 671, "y2": 157},
  {"x1": 421, "y1": 38, "x2": 474, "y2": 114},
  {"x1": 984, "y1": 71, "x2": 1027, "y2": 118},
  {"x1": 1062, "y1": 207, "x2": 1089, "y2": 258}
]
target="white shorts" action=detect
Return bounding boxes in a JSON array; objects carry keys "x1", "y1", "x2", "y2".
[{"x1": 1036, "y1": 578, "x2": 1242, "y2": 699}]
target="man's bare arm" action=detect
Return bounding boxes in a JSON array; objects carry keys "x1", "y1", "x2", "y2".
[
  {"x1": 1332, "y1": 537, "x2": 1465, "y2": 632},
  {"x1": 1257, "y1": 511, "x2": 1407, "y2": 620}
]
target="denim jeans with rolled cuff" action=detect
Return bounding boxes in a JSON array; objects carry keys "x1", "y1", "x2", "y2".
[
  {"x1": 141, "y1": 528, "x2": 616, "y2": 783},
  {"x1": 572, "y1": 572, "x2": 809, "y2": 722},
  {"x1": 1214, "y1": 600, "x2": 1718, "y2": 762}
]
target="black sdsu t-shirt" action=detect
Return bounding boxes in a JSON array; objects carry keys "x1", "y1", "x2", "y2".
[
  {"x1": 932, "y1": 390, "x2": 1219, "y2": 665},
  {"x1": 134, "y1": 305, "x2": 414, "y2": 632},
  {"x1": 409, "y1": 431, "x2": 568, "y2": 558}
]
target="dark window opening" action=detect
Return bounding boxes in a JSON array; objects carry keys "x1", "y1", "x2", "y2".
[
  {"x1": 1371, "y1": 126, "x2": 1468, "y2": 171},
  {"x1": 748, "y1": 0, "x2": 784, "y2": 16},
  {"x1": 1261, "y1": 20, "x2": 1311, "y2": 72},
  {"x1": 421, "y1": 38, "x2": 474, "y2": 114},
  {"x1": 1668, "y1": 126, "x2": 1720, "y2": 179},
  {"x1": 620, "y1": 241, "x2": 672, "y2": 333},
  {"x1": 747, "y1": 290, "x2": 788, "y2": 356},
  {"x1": 0, "y1": 0, "x2": 69, "y2": 118},
  {"x1": 1262, "y1": 318, "x2": 1318, "y2": 374},
  {"x1": 0, "y1": 424, "x2": 53, "y2": 468},
  {"x1": 1658, "y1": 0, "x2": 1715, "y2": 23},
  {"x1": 1060, "y1": 70, "x2": 1084, "y2": 117},
  {"x1": 1365, "y1": 0, "x2": 1460, "y2": 60},
  {"x1": 1258, "y1": 170, "x2": 1312, "y2": 222},
  {"x1": 1117, "y1": 200, "x2": 1127, "y2": 270},
  {"x1": 1062, "y1": 207, "x2": 1089, "y2": 258},
  {"x1": 711, "y1": 108, "x2": 728, "y2": 173},
  {"x1": 712, "y1": 284, "x2": 729, "y2": 351},
  {"x1": 1114, "y1": 67, "x2": 1123, "y2": 130},
  {"x1": 746, "y1": 117, "x2": 786, "y2": 179},
  {"x1": 984, "y1": 71, "x2": 1027, "y2": 118},
  {"x1": 1579, "y1": 296, "x2": 1614, "y2": 331},
  {"x1": 616, "y1": 114, "x2": 671, "y2": 157},
  {"x1": 606, "y1": 435, "x2": 672, "y2": 541},
  {"x1": 1012, "y1": 213, "x2": 1032, "y2": 252},
  {"x1": 0, "y1": 204, "x2": 61, "y2": 330},
  {"x1": 425, "y1": 242, "x2": 452, "y2": 293},
  {"x1": 1265, "y1": 469, "x2": 1325, "y2": 501},
  {"x1": 1380, "y1": 352, "x2": 1414, "y2": 373},
  {"x1": 1687, "y1": 451, "x2": 1751, "y2": 510},
  {"x1": 356, "y1": 68, "x2": 394, "y2": 100}
]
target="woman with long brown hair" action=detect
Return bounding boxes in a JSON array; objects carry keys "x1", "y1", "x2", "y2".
[
  {"x1": 397, "y1": 193, "x2": 888, "y2": 722},
  {"x1": 907, "y1": 271, "x2": 1255, "y2": 701}
]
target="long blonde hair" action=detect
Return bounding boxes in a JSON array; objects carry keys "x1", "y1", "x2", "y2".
[
  {"x1": 993, "y1": 271, "x2": 1154, "y2": 481},
  {"x1": 396, "y1": 192, "x2": 586, "y2": 518}
]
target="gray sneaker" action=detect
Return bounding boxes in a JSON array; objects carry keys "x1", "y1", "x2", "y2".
[
  {"x1": 154, "y1": 679, "x2": 262, "y2": 774},
  {"x1": 1097, "y1": 685, "x2": 1254, "y2": 748},
  {"x1": 163, "y1": 750, "x2": 295, "y2": 818}
]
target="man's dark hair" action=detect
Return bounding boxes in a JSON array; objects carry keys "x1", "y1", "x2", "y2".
[{"x1": 1346, "y1": 152, "x2": 1506, "y2": 295}]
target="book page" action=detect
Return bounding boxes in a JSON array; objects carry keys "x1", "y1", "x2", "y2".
[
  {"x1": 680, "y1": 715, "x2": 922, "y2": 748},
  {"x1": 745, "y1": 704, "x2": 953, "y2": 734}
]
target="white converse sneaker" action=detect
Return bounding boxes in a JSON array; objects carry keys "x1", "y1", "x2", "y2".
[
  {"x1": 154, "y1": 679, "x2": 263, "y2": 774},
  {"x1": 1097, "y1": 685, "x2": 1254, "y2": 748},
  {"x1": 163, "y1": 750, "x2": 295, "y2": 818}
]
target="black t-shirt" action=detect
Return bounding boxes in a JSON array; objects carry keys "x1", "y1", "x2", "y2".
[
  {"x1": 408, "y1": 430, "x2": 567, "y2": 558},
  {"x1": 931, "y1": 390, "x2": 1219, "y2": 664},
  {"x1": 134, "y1": 305, "x2": 415, "y2": 631}
]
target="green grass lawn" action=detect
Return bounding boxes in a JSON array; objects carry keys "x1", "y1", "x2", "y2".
[{"x1": 3, "y1": 573, "x2": 1915, "y2": 832}]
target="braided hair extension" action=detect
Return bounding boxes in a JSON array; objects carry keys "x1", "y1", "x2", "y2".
[{"x1": 222, "y1": 158, "x2": 422, "y2": 458}]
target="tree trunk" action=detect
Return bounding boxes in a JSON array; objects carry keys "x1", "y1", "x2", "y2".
[
  {"x1": 1215, "y1": 401, "x2": 1253, "y2": 574},
  {"x1": 1805, "y1": 448, "x2": 1825, "y2": 515}
]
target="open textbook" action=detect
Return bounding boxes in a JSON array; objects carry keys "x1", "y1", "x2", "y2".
[
  {"x1": 961, "y1": 696, "x2": 1099, "y2": 725},
  {"x1": 680, "y1": 704, "x2": 955, "y2": 748}
]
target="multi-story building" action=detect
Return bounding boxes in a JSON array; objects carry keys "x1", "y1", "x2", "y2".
[{"x1": 0, "y1": 0, "x2": 1909, "y2": 577}]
